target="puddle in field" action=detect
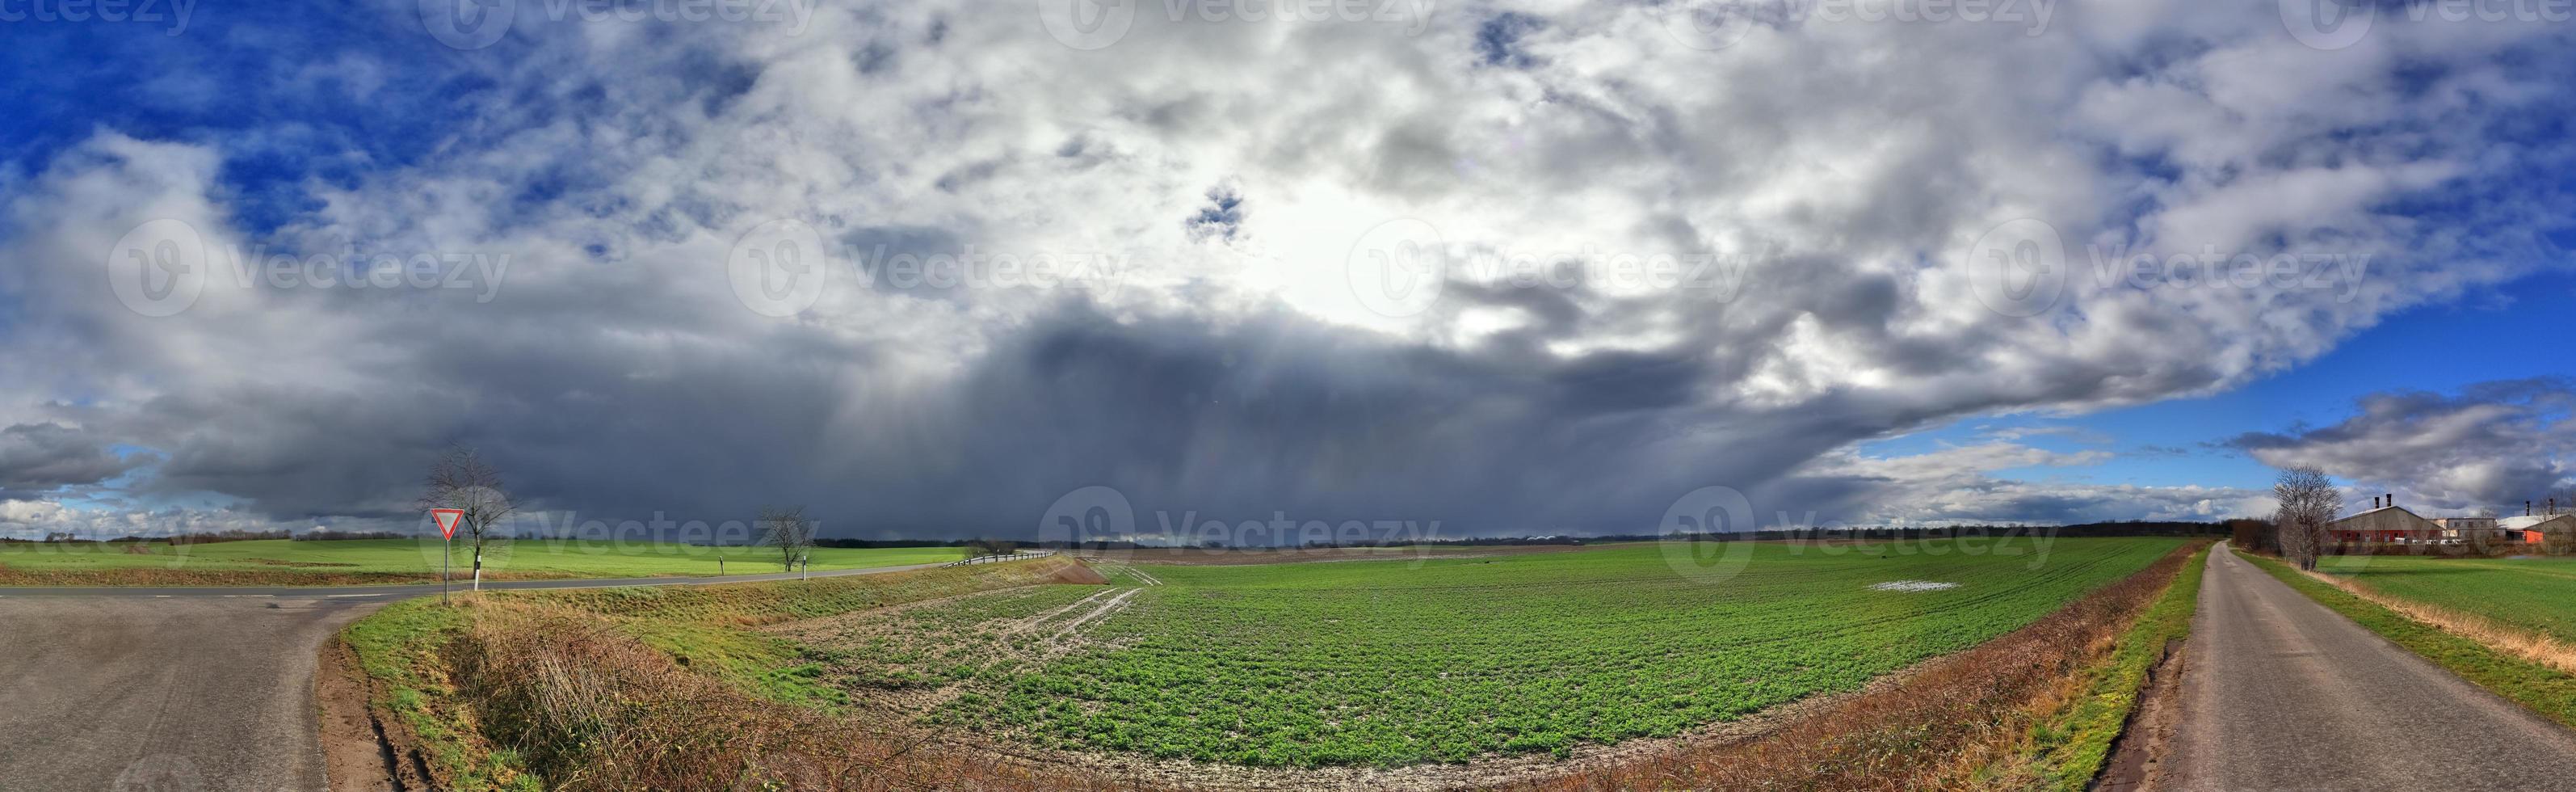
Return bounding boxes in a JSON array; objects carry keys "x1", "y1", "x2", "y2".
[{"x1": 1869, "y1": 580, "x2": 1960, "y2": 592}]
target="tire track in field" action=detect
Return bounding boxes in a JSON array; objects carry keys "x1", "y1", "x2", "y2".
[{"x1": 1053, "y1": 588, "x2": 1143, "y2": 642}]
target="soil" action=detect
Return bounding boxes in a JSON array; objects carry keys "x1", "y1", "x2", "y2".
[
  {"x1": 316, "y1": 638, "x2": 438, "y2": 792},
  {"x1": 2096, "y1": 638, "x2": 2186, "y2": 791}
]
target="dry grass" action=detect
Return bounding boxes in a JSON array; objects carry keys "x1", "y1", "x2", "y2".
[
  {"x1": 1472, "y1": 543, "x2": 2200, "y2": 792},
  {"x1": 2292, "y1": 567, "x2": 2576, "y2": 676},
  {"x1": 368, "y1": 557, "x2": 1159, "y2": 791}
]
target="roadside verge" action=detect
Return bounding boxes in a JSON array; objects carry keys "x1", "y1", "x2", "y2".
[{"x1": 321, "y1": 556, "x2": 1116, "y2": 791}]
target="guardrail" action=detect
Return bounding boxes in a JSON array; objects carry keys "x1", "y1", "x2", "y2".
[{"x1": 939, "y1": 550, "x2": 1053, "y2": 568}]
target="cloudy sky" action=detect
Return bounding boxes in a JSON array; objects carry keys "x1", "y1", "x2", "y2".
[{"x1": 2, "y1": 0, "x2": 2572, "y2": 541}]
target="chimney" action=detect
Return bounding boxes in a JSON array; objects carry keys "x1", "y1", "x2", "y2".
[{"x1": 2386, "y1": 493, "x2": 2394, "y2": 509}]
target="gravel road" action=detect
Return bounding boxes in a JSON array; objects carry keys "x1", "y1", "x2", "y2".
[{"x1": 2165, "y1": 544, "x2": 2576, "y2": 791}]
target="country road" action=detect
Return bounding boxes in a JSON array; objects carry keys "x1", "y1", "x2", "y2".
[
  {"x1": 2165, "y1": 544, "x2": 2576, "y2": 791},
  {"x1": 0, "y1": 561, "x2": 952, "y2": 792}
]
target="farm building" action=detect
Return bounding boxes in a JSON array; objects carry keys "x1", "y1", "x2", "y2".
[
  {"x1": 2432, "y1": 516, "x2": 2500, "y2": 541},
  {"x1": 2498, "y1": 514, "x2": 2575, "y2": 545},
  {"x1": 2326, "y1": 503, "x2": 2442, "y2": 543}
]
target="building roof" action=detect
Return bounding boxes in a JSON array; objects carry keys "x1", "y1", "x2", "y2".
[
  {"x1": 2329, "y1": 505, "x2": 2432, "y2": 525},
  {"x1": 2498, "y1": 514, "x2": 2574, "y2": 530}
]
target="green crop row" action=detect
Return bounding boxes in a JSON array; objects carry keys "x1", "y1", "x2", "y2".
[{"x1": 796, "y1": 537, "x2": 2182, "y2": 768}]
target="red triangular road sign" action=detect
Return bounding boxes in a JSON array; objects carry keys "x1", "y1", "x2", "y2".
[{"x1": 430, "y1": 508, "x2": 464, "y2": 540}]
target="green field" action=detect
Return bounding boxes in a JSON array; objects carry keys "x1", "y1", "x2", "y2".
[
  {"x1": 2316, "y1": 554, "x2": 2576, "y2": 643},
  {"x1": 784, "y1": 537, "x2": 2182, "y2": 767},
  {"x1": 0, "y1": 538, "x2": 964, "y2": 584}
]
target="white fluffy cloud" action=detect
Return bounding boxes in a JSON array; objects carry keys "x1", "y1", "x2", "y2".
[{"x1": 0, "y1": 2, "x2": 2570, "y2": 536}]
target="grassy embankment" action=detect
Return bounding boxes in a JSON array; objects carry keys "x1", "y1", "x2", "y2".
[
  {"x1": 338, "y1": 556, "x2": 1125, "y2": 791},
  {"x1": 0, "y1": 538, "x2": 960, "y2": 586},
  {"x1": 1977, "y1": 543, "x2": 2209, "y2": 790},
  {"x1": 2243, "y1": 552, "x2": 2576, "y2": 729}
]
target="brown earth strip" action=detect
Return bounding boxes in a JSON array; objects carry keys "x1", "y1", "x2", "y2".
[
  {"x1": 317, "y1": 637, "x2": 427, "y2": 792},
  {"x1": 2096, "y1": 638, "x2": 2185, "y2": 791}
]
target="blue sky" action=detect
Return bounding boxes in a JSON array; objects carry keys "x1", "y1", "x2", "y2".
[
  {"x1": 1868, "y1": 268, "x2": 2576, "y2": 498},
  {"x1": 3, "y1": 2, "x2": 2574, "y2": 537}
]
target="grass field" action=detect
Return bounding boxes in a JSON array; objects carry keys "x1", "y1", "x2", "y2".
[
  {"x1": 785, "y1": 537, "x2": 2183, "y2": 767},
  {"x1": 2315, "y1": 554, "x2": 2576, "y2": 643},
  {"x1": 0, "y1": 538, "x2": 964, "y2": 585}
]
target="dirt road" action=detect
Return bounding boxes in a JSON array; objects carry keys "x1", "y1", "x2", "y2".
[
  {"x1": 0, "y1": 561, "x2": 952, "y2": 792},
  {"x1": 2164, "y1": 544, "x2": 2576, "y2": 791}
]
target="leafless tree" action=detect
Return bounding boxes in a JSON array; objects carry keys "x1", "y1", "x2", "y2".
[
  {"x1": 417, "y1": 446, "x2": 516, "y2": 590},
  {"x1": 2272, "y1": 466, "x2": 2339, "y2": 571},
  {"x1": 2547, "y1": 484, "x2": 2576, "y2": 516},
  {"x1": 964, "y1": 537, "x2": 1018, "y2": 559},
  {"x1": 759, "y1": 505, "x2": 817, "y2": 575}
]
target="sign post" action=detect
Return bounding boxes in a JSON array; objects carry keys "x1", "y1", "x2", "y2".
[{"x1": 431, "y1": 508, "x2": 464, "y2": 605}]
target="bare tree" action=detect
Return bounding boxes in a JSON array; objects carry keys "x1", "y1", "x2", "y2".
[
  {"x1": 2271, "y1": 466, "x2": 2339, "y2": 571},
  {"x1": 759, "y1": 506, "x2": 817, "y2": 576},
  {"x1": 2547, "y1": 484, "x2": 2576, "y2": 516},
  {"x1": 417, "y1": 447, "x2": 516, "y2": 591},
  {"x1": 964, "y1": 537, "x2": 1018, "y2": 560}
]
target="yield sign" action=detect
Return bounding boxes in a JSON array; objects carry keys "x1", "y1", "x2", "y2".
[{"x1": 430, "y1": 508, "x2": 465, "y2": 540}]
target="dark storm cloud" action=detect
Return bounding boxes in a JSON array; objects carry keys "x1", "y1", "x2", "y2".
[
  {"x1": 3, "y1": 2, "x2": 2573, "y2": 538},
  {"x1": 0, "y1": 423, "x2": 138, "y2": 491}
]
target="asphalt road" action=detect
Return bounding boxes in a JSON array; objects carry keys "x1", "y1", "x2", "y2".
[
  {"x1": 2166, "y1": 544, "x2": 2576, "y2": 791},
  {"x1": 0, "y1": 561, "x2": 960, "y2": 792}
]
